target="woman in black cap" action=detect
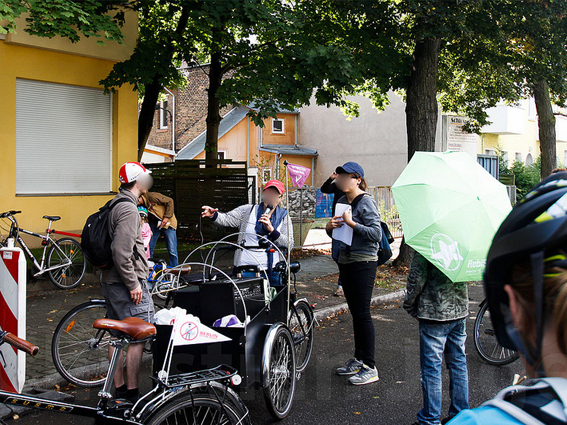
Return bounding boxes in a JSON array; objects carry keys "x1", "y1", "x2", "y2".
[{"x1": 326, "y1": 161, "x2": 382, "y2": 385}]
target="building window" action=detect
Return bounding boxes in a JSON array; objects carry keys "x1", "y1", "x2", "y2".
[
  {"x1": 484, "y1": 149, "x2": 496, "y2": 156},
  {"x1": 515, "y1": 152, "x2": 523, "y2": 163},
  {"x1": 525, "y1": 153, "x2": 534, "y2": 166},
  {"x1": 272, "y1": 118, "x2": 284, "y2": 134},
  {"x1": 217, "y1": 151, "x2": 226, "y2": 160},
  {"x1": 159, "y1": 98, "x2": 169, "y2": 129},
  {"x1": 528, "y1": 98, "x2": 536, "y2": 121},
  {"x1": 16, "y1": 79, "x2": 112, "y2": 194},
  {"x1": 501, "y1": 151, "x2": 509, "y2": 167},
  {"x1": 261, "y1": 168, "x2": 272, "y2": 184}
]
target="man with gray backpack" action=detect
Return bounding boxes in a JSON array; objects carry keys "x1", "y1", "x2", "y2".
[{"x1": 82, "y1": 162, "x2": 155, "y2": 403}]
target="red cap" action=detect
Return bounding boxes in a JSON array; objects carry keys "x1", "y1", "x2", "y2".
[{"x1": 263, "y1": 179, "x2": 285, "y2": 194}]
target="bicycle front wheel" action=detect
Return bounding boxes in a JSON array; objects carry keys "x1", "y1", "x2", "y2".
[
  {"x1": 47, "y1": 237, "x2": 86, "y2": 289},
  {"x1": 145, "y1": 392, "x2": 251, "y2": 425},
  {"x1": 289, "y1": 299, "x2": 314, "y2": 373},
  {"x1": 474, "y1": 299, "x2": 519, "y2": 366},
  {"x1": 52, "y1": 300, "x2": 111, "y2": 387}
]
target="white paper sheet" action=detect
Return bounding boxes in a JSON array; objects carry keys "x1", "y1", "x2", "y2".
[{"x1": 332, "y1": 204, "x2": 353, "y2": 246}]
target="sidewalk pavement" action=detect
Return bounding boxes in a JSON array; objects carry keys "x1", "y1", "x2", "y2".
[{"x1": 17, "y1": 237, "x2": 405, "y2": 393}]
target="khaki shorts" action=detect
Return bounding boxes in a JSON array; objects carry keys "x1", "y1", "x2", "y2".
[{"x1": 101, "y1": 280, "x2": 155, "y2": 338}]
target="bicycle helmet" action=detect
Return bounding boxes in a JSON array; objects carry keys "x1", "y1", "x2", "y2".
[
  {"x1": 119, "y1": 162, "x2": 152, "y2": 184},
  {"x1": 484, "y1": 171, "x2": 567, "y2": 371},
  {"x1": 138, "y1": 206, "x2": 148, "y2": 217}
]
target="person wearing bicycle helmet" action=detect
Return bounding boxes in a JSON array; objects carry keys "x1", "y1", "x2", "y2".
[
  {"x1": 448, "y1": 172, "x2": 567, "y2": 424},
  {"x1": 138, "y1": 206, "x2": 152, "y2": 260},
  {"x1": 201, "y1": 179, "x2": 293, "y2": 286}
]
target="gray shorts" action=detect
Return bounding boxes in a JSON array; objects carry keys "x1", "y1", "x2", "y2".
[{"x1": 101, "y1": 280, "x2": 155, "y2": 338}]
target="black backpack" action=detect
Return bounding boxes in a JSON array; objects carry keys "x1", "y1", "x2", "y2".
[{"x1": 81, "y1": 197, "x2": 134, "y2": 269}]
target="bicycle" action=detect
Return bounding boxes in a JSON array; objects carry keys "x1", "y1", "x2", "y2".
[
  {"x1": 2, "y1": 323, "x2": 251, "y2": 425},
  {"x1": 0, "y1": 210, "x2": 86, "y2": 289},
  {"x1": 147, "y1": 258, "x2": 191, "y2": 301},
  {"x1": 473, "y1": 298, "x2": 520, "y2": 365}
]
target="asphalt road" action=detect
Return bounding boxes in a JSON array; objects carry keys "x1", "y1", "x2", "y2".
[{"x1": 7, "y1": 283, "x2": 524, "y2": 425}]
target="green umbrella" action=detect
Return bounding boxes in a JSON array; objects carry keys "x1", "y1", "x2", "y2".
[{"x1": 391, "y1": 151, "x2": 512, "y2": 282}]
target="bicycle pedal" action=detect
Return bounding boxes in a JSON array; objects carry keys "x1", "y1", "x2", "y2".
[{"x1": 105, "y1": 399, "x2": 134, "y2": 419}]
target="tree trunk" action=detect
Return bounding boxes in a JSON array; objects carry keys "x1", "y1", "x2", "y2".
[
  {"x1": 533, "y1": 79, "x2": 556, "y2": 179},
  {"x1": 394, "y1": 38, "x2": 441, "y2": 267},
  {"x1": 137, "y1": 78, "x2": 162, "y2": 161},
  {"x1": 204, "y1": 27, "x2": 224, "y2": 164},
  {"x1": 405, "y1": 38, "x2": 441, "y2": 161},
  {"x1": 135, "y1": 6, "x2": 190, "y2": 161}
]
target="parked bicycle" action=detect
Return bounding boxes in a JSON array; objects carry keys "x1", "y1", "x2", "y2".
[
  {"x1": 473, "y1": 298, "x2": 519, "y2": 365},
  {"x1": 147, "y1": 258, "x2": 191, "y2": 301},
  {"x1": 1, "y1": 324, "x2": 250, "y2": 425},
  {"x1": 0, "y1": 210, "x2": 86, "y2": 289}
]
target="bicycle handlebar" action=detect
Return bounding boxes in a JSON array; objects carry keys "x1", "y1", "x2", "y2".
[
  {"x1": 1, "y1": 332, "x2": 39, "y2": 356},
  {"x1": 0, "y1": 211, "x2": 21, "y2": 219}
]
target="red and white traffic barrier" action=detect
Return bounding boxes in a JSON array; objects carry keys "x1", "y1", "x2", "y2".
[{"x1": 0, "y1": 245, "x2": 27, "y2": 393}]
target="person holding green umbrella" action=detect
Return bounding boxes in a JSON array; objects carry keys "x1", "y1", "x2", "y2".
[
  {"x1": 394, "y1": 151, "x2": 512, "y2": 424},
  {"x1": 404, "y1": 251, "x2": 470, "y2": 425}
]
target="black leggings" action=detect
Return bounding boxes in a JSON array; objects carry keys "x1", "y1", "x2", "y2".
[{"x1": 338, "y1": 260, "x2": 378, "y2": 368}]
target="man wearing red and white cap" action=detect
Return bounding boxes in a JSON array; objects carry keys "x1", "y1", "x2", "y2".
[
  {"x1": 201, "y1": 179, "x2": 293, "y2": 286},
  {"x1": 100, "y1": 162, "x2": 154, "y2": 403}
]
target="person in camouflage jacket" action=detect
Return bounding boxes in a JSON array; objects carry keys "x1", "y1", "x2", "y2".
[
  {"x1": 404, "y1": 251, "x2": 468, "y2": 321},
  {"x1": 404, "y1": 251, "x2": 470, "y2": 425}
]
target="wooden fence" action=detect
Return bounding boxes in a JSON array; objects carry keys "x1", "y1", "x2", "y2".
[{"x1": 146, "y1": 159, "x2": 253, "y2": 239}]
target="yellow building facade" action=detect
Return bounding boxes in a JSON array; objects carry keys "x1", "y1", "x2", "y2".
[{"x1": 0, "y1": 12, "x2": 139, "y2": 241}]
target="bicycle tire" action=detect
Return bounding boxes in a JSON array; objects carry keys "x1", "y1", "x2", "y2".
[
  {"x1": 51, "y1": 300, "x2": 112, "y2": 387},
  {"x1": 145, "y1": 392, "x2": 250, "y2": 425},
  {"x1": 47, "y1": 238, "x2": 86, "y2": 289},
  {"x1": 0, "y1": 213, "x2": 19, "y2": 247},
  {"x1": 262, "y1": 324, "x2": 296, "y2": 420},
  {"x1": 289, "y1": 299, "x2": 314, "y2": 373},
  {"x1": 474, "y1": 299, "x2": 519, "y2": 366},
  {"x1": 152, "y1": 272, "x2": 178, "y2": 301}
]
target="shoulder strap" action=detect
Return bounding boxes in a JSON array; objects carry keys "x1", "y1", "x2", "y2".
[
  {"x1": 350, "y1": 193, "x2": 370, "y2": 212},
  {"x1": 483, "y1": 379, "x2": 567, "y2": 425},
  {"x1": 538, "y1": 378, "x2": 567, "y2": 418},
  {"x1": 108, "y1": 196, "x2": 135, "y2": 210},
  {"x1": 483, "y1": 398, "x2": 546, "y2": 425}
]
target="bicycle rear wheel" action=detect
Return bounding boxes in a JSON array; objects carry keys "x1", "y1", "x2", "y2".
[
  {"x1": 52, "y1": 300, "x2": 112, "y2": 387},
  {"x1": 47, "y1": 237, "x2": 86, "y2": 289},
  {"x1": 289, "y1": 299, "x2": 314, "y2": 373},
  {"x1": 152, "y1": 272, "x2": 181, "y2": 300},
  {"x1": 145, "y1": 392, "x2": 250, "y2": 425},
  {"x1": 474, "y1": 299, "x2": 519, "y2": 366}
]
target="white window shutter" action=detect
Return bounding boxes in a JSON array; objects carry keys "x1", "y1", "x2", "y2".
[{"x1": 16, "y1": 79, "x2": 112, "y2": 195}]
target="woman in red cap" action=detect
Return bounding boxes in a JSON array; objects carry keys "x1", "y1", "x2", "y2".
[{"x1": 201, "y1": 179, "x2": 293, "y2": 286}]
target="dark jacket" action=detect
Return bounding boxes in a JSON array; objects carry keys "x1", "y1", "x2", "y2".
[
  {"x1": 321, "y1": 177, "x2": 345, "y2": 215},
  {"x1": 404, "y1": 251, "x2": 469, "y2": 321}
]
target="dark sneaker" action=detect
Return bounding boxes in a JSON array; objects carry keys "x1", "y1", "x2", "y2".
[
  {"x1": 348, "y1": 364, "x2": 379, "y2": 385},
  {"x1": 335, "y1": 358, "x2": 363, "y2": 376}
]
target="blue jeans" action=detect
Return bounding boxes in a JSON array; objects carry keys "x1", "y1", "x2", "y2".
[
  {"x1": 417, "y1": 318, "x2": 469, "y2": 425},
  {"x1": 149, "y1": 221, "x2": 179, "y2": 267}
]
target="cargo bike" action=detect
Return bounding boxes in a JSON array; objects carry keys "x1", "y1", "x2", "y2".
[
  {"x1": 153, "y1": 233, "x2": 315, "y2": 420},
  {"x1": 50, "y1": 233, "x2": 314, "y2": 421}
]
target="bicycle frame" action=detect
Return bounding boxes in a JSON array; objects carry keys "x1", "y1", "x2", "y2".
[{"x1": 15, "y1": 228, "x2": 72, "y2": 277}]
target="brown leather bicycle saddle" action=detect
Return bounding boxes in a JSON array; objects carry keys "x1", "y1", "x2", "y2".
[
  {"x1": 165, "y1": 264, "x2": 192, "y2": 276},
  {"x1": 92, "y1": 317, "x2": 156, "y2": 340}
]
